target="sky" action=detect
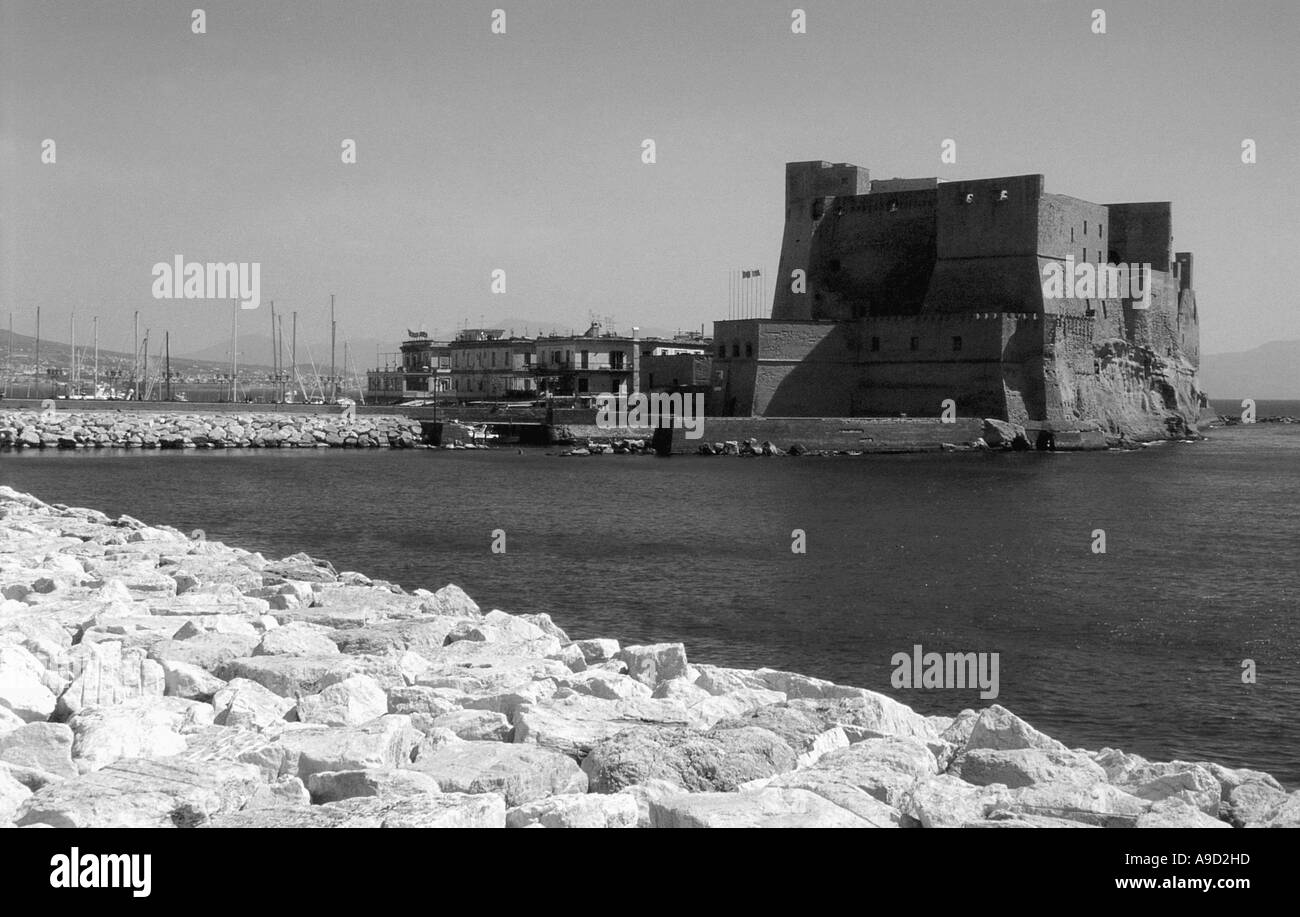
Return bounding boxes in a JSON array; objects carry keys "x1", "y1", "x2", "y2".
[{"x1": 2, "y1": 0, "x2": 1297, "y2": 359}]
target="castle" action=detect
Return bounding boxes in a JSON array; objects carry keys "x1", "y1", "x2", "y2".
[{"x1": 710, "y1": 161, "x2": 1208, "y2": 442}]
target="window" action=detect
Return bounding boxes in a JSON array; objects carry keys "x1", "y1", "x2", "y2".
[
  {"x1": 648, "y1": 373, "x2": 654, "y2": 388},
  {"x1": 552, "y1": 350, "x2": 561, "y2": 365},
  {"x1": 578, "y1": 378, "x2": 589, "y2": 393},
  {"x1": 870, "y1": 336, "x2": 880, "y2": 352},
  {"x1": 581, "y1": 350, "x2": 589, "y2": 369},
  {"x1": 610, "y1": 351, "x2": 625, "y2": 370},
  {"x1": 523, "y1": 352, "x2": 532, "y2": 366},
  {"x1": 1084, "y1": 220, "x2": 1088, "y2": 234},
  {"x1": 491, "y1": 352, "x2": 496, "y2": 367},
  {"x1": 952, "y1": 336, "x2": 962, "y2": 352},
  {"x1": 745, "y1": 343, "x2": 753, "y2": 358},
  {"x1": 718, "y1": 345, "x2": 726, "y2": 358},
  {"x1": 732, "y1": 342, "x2": 740, "y2": 357},
  {"x1": 909, "y1": 337, "x2": 919, "y2": 351}
]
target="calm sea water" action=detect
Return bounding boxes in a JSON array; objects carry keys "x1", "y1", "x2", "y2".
[{"x1": 3, "y1": 408, "x2": 1298, "y2": 784}]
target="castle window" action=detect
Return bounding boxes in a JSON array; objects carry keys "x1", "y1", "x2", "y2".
[
  {"x1": 732, "y1": 342, "x2": 740, "y2": 357},
  {"x1": 952, "y1": 336, "x2": 962, "y2": 352},
  {"x1": 745, "y1": 343, "x2": 753, "y2": 358},
  {"x1": 870, "y1": 336, "x2": 880, "y2": 352},
  {"x1": 1071, "y1": 228, "x2": 1075, "y2": 242},
  {"x1": 909, "y1": 337, "x2": 919, "y2": 351},
  {"x1": 1098, "y1": 224, "x2": 1103, "y2": 238},
  {"x1": 1084, "y1": 220, "x2": 1088, "y2": 234},
  {"x1": 718, "y1": 345, "x2": 726, "y2": 358}
]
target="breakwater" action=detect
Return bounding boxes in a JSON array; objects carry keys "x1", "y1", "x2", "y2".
[
  {"x1": 0, "y1": 485, "x2": 1294, "y2": 828},
  {"x1": 0, "y1": 410, "x2": 426, "y2": 450}
]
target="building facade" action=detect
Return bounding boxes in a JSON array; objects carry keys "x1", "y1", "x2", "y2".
[{"x1": 449, "y1": 329, "x2": 537, "y2": 399}]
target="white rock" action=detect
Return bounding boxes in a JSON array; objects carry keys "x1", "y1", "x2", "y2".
[
  {"x1": 506, "y1": 792, "x2": 638, "y2": 828},
  {"x1": 295, "y1": 675, "x2": 388, "y2": 727},
  {"x1": 212, "y1": 678, "x2": 294, "y2": 729}
]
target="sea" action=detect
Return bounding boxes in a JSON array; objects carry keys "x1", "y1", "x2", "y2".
[{"x1": 3, "y1": 399, "x2": 1297, "y2": 784}]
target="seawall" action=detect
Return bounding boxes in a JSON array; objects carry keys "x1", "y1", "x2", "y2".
[
  {"x1": 0, "y1": 486, "x2": 1293, "y2": 828},
  {"x1": 0, "y1": 410, "x2": 426, "y2": 450}
]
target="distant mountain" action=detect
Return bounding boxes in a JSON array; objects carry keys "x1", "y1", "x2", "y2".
[
  {"x1": 177, "y1": 334, "x2": 389, "y2": 371},
  {"x1": 1200, "y1": 340, "x2": 1300, "y2": 400}
]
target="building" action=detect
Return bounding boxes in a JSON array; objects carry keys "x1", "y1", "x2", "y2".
[
  {"x1": 533, "y1": 322, "x2": 639, "y2": 397},
  {"x1": 639, "y1": 331, "x2": 712, "y2": 396},
  {"x1": 366, "y1": 334, "x2": 451, "y2": 403},
  {"x1": 449, "y1": 329, "x2": 537, "y2": 400},
  {"x1": 711, "y1": 160, "x2": 1205, "y2": 439}
]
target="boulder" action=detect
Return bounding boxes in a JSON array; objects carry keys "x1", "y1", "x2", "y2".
[
  {"x1": 175, "y1": 726, "x2": 288, "y2": 781},
  {"x1": 295, "y1": 675, "x2": 389, "y2": 727},
  {"x1": 281, "y1": 716, "x2": 422, "y2": 780},
  {"x1": 212, "y1": 678, "x2": 295, "y2": 729},
  {"x1": 70, "y1": 697, "x2": 213, "y2": 772},
  {"x1": 581, "y1": 724, "x2": 797, "y2": 793},
  {"x1": 1227, "y1": 781, "x2": 1289, "y2": 827},
  {"x1": 13, "y1": 757, "x2": 263, "y2": 827},
  {"x1": 650, "y1": 787, "x2": 876, "y2": 828},
  {"x1": 427, "y1": 709, "x2": 512, "y2": 742},
  {"x1": 618, "y1": 643, "x2": 689, "y2": 689},
  {"x1": 324, "y1": 791, "x2": 505, "y2": 828},
  {"x1": 241, "y1": 775, "x2": 311, "y2": 809},
  {"x1": 419, "y1": 584, "x2": 480, "y2": 617},
  {"x1": 0, "y1": 722, "x2": 77, "y2": 779},
  {"x1": 962, "y1": 704, "x2": 1068, "y2": 754},
  {"x1": 0, "y1": 768, "x2": 32, "y2": 822},
  {"x1": 148, "y1": 633, "x2": 261, "y2": 673},
  {"x1": 992, "y1": 781, "x2": 1149, "y2": 827},
  {"x1": 574, "y1": 638, "x2": 620, "y2": 664},
  {"x1": 1136, "y1": 797, "x2": 1230, "y2": 828},
  {"x1": 506, "y1": 792, "x2": 639, "y2": 829},
  {"x1": 56, "y1": 641, "x2": 165, "y2": 717},
  {"x1": 768, "y1": 736, "x2": 937, "y2": 812},
  {"x1": 0, "y1": 666, "x2": 57, "y2": 723},
  {"x1": 307, "y1": 767, "x2": 443, "y2": 803},
  {"x1": 160, "y1": 659, "x2": 227, "y2": 700},
  {"x1": 252, "y1": 622, "x2": 340, "y2": 657},
  {"x1": 955, "y1": 747, "x2": 1106, "y2": 789},
  {"x1": 407, "y1": 740, "x2": 587, "y2": 806},
  {"x1": 900, "y1": 773, "x2": 1008, "y2": 828}
]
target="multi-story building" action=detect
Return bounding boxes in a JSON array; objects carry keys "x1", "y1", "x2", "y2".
[
  {"x1": 366, "y1": 334, "x2": 451, "y2": 403},
  {"x1": 449, "y1": 329, "x2": 537, "y2": 400},
  {"x1": 533, "y1": 323, "x2": 639, "y2": 397}
]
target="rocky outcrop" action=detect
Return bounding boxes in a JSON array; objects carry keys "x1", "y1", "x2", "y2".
[{"x1": 0, "y1": 485, "x2": 1290, "y2": 828}]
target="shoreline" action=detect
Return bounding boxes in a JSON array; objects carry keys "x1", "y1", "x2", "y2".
[{"x1": 1, "y1": 485, "x2": 1296, "y2": 828}]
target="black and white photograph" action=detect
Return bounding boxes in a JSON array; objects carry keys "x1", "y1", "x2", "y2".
[{"x1": 0, "y1": 0, "x2": 1294, "y2": 891}]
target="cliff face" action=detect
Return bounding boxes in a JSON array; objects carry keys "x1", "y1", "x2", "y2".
[{"x1": 1040, "y1": 338, "x2": 1207, "y2": 441}]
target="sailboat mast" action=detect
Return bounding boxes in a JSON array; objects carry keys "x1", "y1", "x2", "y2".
[
  {"x1": 330, "y1": 293, "x2": 337, "y2": 404},
  {"x1": 34, "y1": 306, "x2": 40, "y2": 399},
  {"x1": 165, "y1": 331, "x2": 171, "y2": 402},
  {"x1": 93, "y1": 316, "x2": 99, "y2": 396}
]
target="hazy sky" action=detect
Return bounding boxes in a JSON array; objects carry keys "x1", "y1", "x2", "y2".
[{"x1": 2, "y1": 0, "x2": 1296, "y2": 358}]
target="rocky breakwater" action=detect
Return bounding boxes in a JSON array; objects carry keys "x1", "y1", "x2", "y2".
[
  {"x1": 0, "y1": 485, "x2": 1295, "y2": 829},
  {"x1": 0, "y1": 410, "x2": 426, "y2": 450}
]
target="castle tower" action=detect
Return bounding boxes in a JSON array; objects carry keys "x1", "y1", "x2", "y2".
[{"x1": 770, "y1": 161, "x2": 870, "y2": 320}]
